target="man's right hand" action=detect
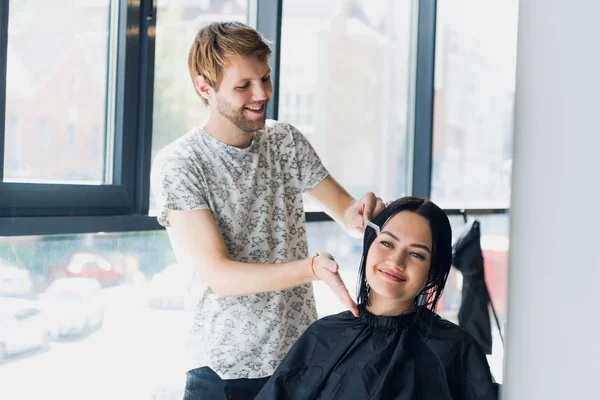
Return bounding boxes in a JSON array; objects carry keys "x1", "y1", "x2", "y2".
[{"x1": 311, "y1": 252, "x2": 359, "y2": 318}]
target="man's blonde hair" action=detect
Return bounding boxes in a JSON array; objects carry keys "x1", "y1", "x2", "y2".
[{"x1": 188, "y1": 21, "x2": 272, "y2": 105}]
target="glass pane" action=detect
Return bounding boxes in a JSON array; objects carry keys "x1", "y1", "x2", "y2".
[
  {"x1": 431, "y1": 0, "x2": 519, "y2": 208},
  {"x1": 4, "y1": 0, "x2": 116, "y2": 184},
  {"x1": 0, "y1": 230, "x2": 186, "y2": 399},
  {"x1": 149, "y1": 0, "x2": 249, "y2": 214},
  {"x1": 280, "y1": 0, "x2": 413, "y2": 210}
]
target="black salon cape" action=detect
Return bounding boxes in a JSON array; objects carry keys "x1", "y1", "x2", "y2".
[{"x1": 255, "y1": 307, "x2": 498, "y2": 400}]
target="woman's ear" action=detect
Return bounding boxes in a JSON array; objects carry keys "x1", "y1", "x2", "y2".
[{"x1": 194, "y1": 75, "x2": 212, "y2": 102}]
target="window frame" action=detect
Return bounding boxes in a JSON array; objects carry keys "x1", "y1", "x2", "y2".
[
  {"x1": 257, "y1": 0, "x2": 283, "y2": 121},
  {"x1": 287, "y1": 0, "x2": 438, "y2": 223},
  {"x1": 0, "y1": 0, "x2": 8, "y2": 185},
  {"x1": 0, "y1": 0, "x2": 155, "y2": 219}
]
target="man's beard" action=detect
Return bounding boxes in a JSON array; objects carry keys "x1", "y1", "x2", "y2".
[{"x1": 216, "y1": 95, "x2": 268, "y2": 133}]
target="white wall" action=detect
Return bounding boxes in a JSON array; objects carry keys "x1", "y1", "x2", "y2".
[{"x1": 505, "y1": 0, "x2": 600, "y2": 398}]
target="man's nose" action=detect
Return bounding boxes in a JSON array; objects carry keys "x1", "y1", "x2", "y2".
[
  {"x1": 257, "y1": 78, "x2": 275, "y2": 100},
  {"x1": 252, "y1": 82, "x2": 269, "y2": 101}
]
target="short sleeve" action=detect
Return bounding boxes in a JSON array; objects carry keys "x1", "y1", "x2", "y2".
[
  {"x1": 150, "y1": 154, "x2": 209, "y2": 227},
  {"x1": 288, "y1": 124, "x2": 329, "y2": 192}
]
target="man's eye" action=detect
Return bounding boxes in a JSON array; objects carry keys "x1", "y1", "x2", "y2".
[{"x1": 262, "y1": 75, "x2": 271, "y2": 82}]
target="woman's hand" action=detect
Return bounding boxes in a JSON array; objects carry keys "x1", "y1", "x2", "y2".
[{"x1": 311, "y1": 252, "x2": 359, "y2": 317}]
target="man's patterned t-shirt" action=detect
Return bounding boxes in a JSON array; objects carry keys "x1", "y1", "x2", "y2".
[{"x1": 150, "y1": 120, "x2": 329, "y2": 379}]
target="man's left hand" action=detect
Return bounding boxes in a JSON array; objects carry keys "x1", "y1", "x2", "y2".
[{"x1": 344, "y1": 192, "x2": 385, "y2": 234}]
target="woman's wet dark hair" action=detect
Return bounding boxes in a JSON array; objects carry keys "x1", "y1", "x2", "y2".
[{"x1": 356, "y1": 196, "x2": 452, "y2": 313}]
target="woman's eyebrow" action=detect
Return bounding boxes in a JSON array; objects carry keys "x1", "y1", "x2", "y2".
[
  {"x1": 380, "y1": 231, "x2": 399, "y2": 241},
  {"x1": 380, "y1": 231, "x2": 431, "y2": 254},
  {"x1": 411, "y1": 244, "x2": 431, "y2": 254}
]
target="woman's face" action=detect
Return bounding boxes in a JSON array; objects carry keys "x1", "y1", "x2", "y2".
[{"x1": 365, "y1": 211, "x2": 433, "y2": 308}]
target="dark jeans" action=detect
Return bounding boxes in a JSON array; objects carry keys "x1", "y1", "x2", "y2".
[{"x1": 183, "y1": 366, "x2": 270, "y2": 400}]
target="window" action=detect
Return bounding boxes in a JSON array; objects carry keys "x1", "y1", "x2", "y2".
[
  {"x1": 4, "y1": 0, "x2": 115, "y2": 185},
  {"x1": 442, "y1": 213, "x2": 509, "y2": 383},
  {"x1": 279, "y1": 0, "x2": 413, "y2": 209},
  {"x1": 0, "y1": 230, "x2": 186, "y2": 399},
  {"x1": 0, "y1": 0, "x2": 142, "y2": 220},
  {"x1": 428, "y1": 3, "x2": 516, "y2": 381},
  {"x1": 431, "y1": 0, "x2": 519, "y2": 208},
  {"x1": 0, "y1": 225, "x2": 362, "y2": 398},
  {"x1": 149, "y1": 0, "x2": 249, "y2": 214}
]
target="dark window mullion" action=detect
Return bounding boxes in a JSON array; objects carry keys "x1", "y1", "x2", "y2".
[
  {"x1": 113, "y1": 0, "x2": 143, "y2": 206},
  {"x1": 0, "y1": 183, "x2": 131, "y2": 217},
  {"x1": 0, "y1": 0, "x2": 9, "y2": 180},
  {"x1": 256, "y1": 0, "x2": 283, "y2": 120},
  {"x1": 409, "y1": 0, "x2": 437, "y2": 199},
  {"x1": 133, "y1": 0, "x2": 157, "y2": 215},
  {"x1": 108, "y1": 0, "x2": 156, "y2": 216},
  {"x1": 0, "y1": 215, "x2": 162, "y2": 237}
]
